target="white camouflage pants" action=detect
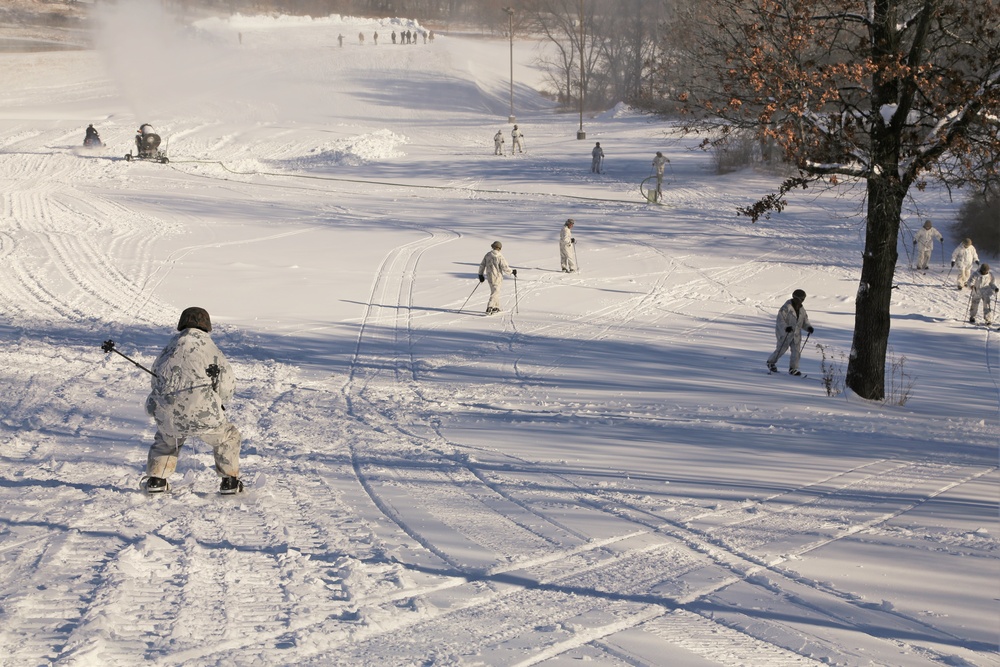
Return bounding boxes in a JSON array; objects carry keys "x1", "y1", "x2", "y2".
[
  {"x1": 970, "y1": 289, "x2": 995, "y2": 322},
  {"x1": 486, "y1": 277, "x2": 503, "y2": 312},
  {"x1": 915, "y1": 246, "x2": 933, "y2": 269},
  {"x1": 560, "y1": 244, "x2": 576, "y2": 272},
  {"x1": 147, "y1": 422, "x2": 242, "y2": 478},
  {"x1": 767, "y1": 330, "x2": 802, "y2": 371}
]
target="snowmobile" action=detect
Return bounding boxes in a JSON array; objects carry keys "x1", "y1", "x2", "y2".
[
  {"x1": 126, "y1": 131, "x2": 169, "y2": 163},
  {"x1": 83, "y1": 125, "x2": 103, "y2": 148}
]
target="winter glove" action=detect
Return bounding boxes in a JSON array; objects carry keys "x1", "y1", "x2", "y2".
[
  {"x1": 512, "y1": 269, "x2": 517, "y2": 276},
  {"x1": 807, "y1": 326, "x2": 815, "y2": 334},
  {"x1": 785, "y1": 326, "x2": 794, "y2": 333},
  {"x1": 478, "y1": 274, "x2": 485, "y2": 283},
  {"x1": 145, "y1": 395, "x2": 156, "y2": 417},
  {"x1": 995, "y1": 286, "x2": 999, "y2": 293},
  {"x1": 571, "y1": 238, "x2": 575, "y2": 244},
  {"x1": 975, "y1": 260, "x2": 980, "y2": 266},
  {"x1": 951, "y1": 261, "x2": 955, "y2": 267}
]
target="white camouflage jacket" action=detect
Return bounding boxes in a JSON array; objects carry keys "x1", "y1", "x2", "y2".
[
  {"x1": 951, "y1": 244, "x2": 980, "y2": 269},
  {"x1": 967, "y1": 271, "x2": 998, "y2": 294},
  {"x1": 774, "y1": 299, "x2": 812, "y2": 339},
  {"x1": 479, "y1": 249, "x2": 512, "y2": 284},
  {"x1": 147, "y1": 328, "x2": 235, "y2": 436}
]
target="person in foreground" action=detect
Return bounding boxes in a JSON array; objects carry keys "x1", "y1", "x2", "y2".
[
  {"x1": 144, "y1": 307, "x2": 244, "y2": 495},
  {"x1": 766, "y1": 289, "x2": 814, "y2": 376},
  {"x1": 967, "y1": 263, "x2": 998, "y2": 325}
]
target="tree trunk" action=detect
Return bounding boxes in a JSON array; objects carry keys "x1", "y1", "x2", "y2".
[{"x1": 846, "y1": 170, "x2": 905, "y2": 401}]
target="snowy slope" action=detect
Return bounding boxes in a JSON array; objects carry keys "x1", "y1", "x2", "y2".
[{"x1": 0, "y1": 7, "x2": 997, "y2": 667}]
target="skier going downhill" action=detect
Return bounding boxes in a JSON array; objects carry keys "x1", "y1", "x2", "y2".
[
  {"x1": 143, "y1": 307, "x2": 244, "y2": 495},
  {"x1": 766, "y1": 289, "x2": 814, "y2": 376},
  {"x1": 967, "y1": 263, "x2": 998, "y2": 324},
  {"x1": 912, "y1": 220, "x2": 943, "y2": 270},
  {"x1": 559, "y1": 218, "x2": 577, "y2": 272},
  {"x1": 478, "y1": 241, "x2": 515, "y2": 315},
  {"x1": 951, "y1": 238, "x2": 980, "y2": 290}
]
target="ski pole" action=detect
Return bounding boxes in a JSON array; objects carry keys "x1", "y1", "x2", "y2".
[
  {"x1": 573, "y1": 242, "x2": 580, "y2": 272},
  {"x1": 101, "y1": 339, "x2": 158, "y2": 377},
  {"x1": 798, "y1": 330, "x2": 812, "y2": 356},
  {"x1": 459, "y1": 280, "x2": 481, "y2": 312},
  {"x1": 513, "y1": 271, "x2": 520, "y2": 314}
]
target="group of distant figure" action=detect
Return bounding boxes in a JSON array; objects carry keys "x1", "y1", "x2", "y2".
[{"x1": 338, "y1": 28, "x2": 432, "y2": 47}]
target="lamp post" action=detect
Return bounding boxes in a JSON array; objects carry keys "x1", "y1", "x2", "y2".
[
  {"x1": 576, "y1": 0, "x2": 586, "y2": 139},
  {"x1": 504, "y1": 7, "x2": 516, "y2": 124}
]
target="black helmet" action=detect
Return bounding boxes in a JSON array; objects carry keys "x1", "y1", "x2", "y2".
[
  {"x1": 177, "y1": 306, "x2": 212, "y2": 333},
  {"x1": 792, "y1": 289, "x2": 806, "y2": 300}
]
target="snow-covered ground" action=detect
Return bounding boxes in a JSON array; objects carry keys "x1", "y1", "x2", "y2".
[{"x1": 0, "y1": 6, "x2": 997, "y2": 666}]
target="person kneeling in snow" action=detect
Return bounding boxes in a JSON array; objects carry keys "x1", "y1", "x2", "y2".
[
  {"x1": 766, "y1": 289, "x2": 814, "y2": 376},
  {"x1": 967, "y1": 263, "x2": 998, "y2": 325},
  {"x1": 478, "y1": 241, "x2": 515, "y2": 315},
  {"x1": 144, "y1": 307, "x2": 244, "y2": 495}
]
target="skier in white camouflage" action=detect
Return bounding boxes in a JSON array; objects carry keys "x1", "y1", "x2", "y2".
[
  {"x1": 766, "y1": 289, "x2": 814, "y2": 376},
  {"x1": 951, "y1": 238, "x2": 980, "y2": 290},
  {"x1": 967, "y1": 263, "x2": 998, "y2": 325},
  {"x1": 144, "y1": 307, "x2": 244, "y2": 494},
  {"x1": 478, "y1": 241, "x2": 516, "y2": 315},
  {"x1": 912, "y1": 220, "x2": 943, "y2": 270},
  {"x1": 493, "y1": 129, "x2": 505, "y2": 155},
  {"x1": 559, "y1": 218, "x2": 577, "y2": 272},
  {"x1": 511, "y1": 125, "x2": 524, "y2": 153}
]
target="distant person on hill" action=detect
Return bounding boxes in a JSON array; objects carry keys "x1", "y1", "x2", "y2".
[
  {"x1": 652, "y1": 151, "x2": 670, "y2": 201},
  {"x1": 766, "y1": 289, "x2": 814, "y2": 376},
  {"x1": 591, "y1": 142, "x2": 604, "y2": 173},
  {"x1": 143, "y1": 307, "x2": 244, "y2": 495},
  {"x1": 559, "y1": 219, "x2": 577, "y2": 273},
  {"x1": 967, "y1": 263, "x2": 998, "y2": 324},
  {"x1": 912, "y1": 220, "x2": 944, "y2": 270},
  {"x1": 373, "y1": 31, "x2": 378, "y2": 45},
  {"x1": 406, "y1": 29, "x2": 412, "y2": 44},
  {"x1": 493, "y1": 130, "x2": 505, "y2": 155},
  {"x1": 391, "y1": 30, "x2": 396, "y2": 44},
  {"x1": 423, "y1": 31, "x2": 427, "y2": 44},
  {"x1": 338, "y1": 34, "x2": 344, "y2": 47},
  {"x1": 358, "y1": 32, "x2": 364, "y2": 45},
  {"x1": 478, "y1": 241, "x2": 516, "y2": 315},
  {"x1": 511, "y1": 125, "x2": 524, "y2": 153},
  {"x1": 951, "y1": 238, "x2": 980, "y2": 290},
  {"x1": 429, "y1": 30, "x2": 435, "y2": 42}
]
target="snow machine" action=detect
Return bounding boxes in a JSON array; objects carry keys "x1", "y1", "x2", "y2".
[
  {"x1": 83, "y1": 125, "x2": 103, "y2": 148},
  {"x1": 126, "y1": 132, "x2": 169, "y2": 163}
]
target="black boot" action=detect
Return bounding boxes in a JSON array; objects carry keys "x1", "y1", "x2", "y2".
[{"x1": 220, "y1": 476, "x2": 244, "y2": 495}]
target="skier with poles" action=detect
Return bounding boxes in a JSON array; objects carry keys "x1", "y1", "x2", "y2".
[
  {"x1": 493, "y1": 129, "x2": 505, "y2": 156},
  {"x1": 591, "y1": 142, "x2": 604, "y2": 173},
  {"x1": 511, "y1": 125, "x2": 525, "y2": 153},
  {"x1": 912, "y1": 220, "x2": 944, "y2": 270},
  {"x1": 652, "y1": 151, "x2": 670, "y2": 202},
  {"x1": 559, "y1": 218, "x2": 577, "y2": 273},
  {"x1": 967, "y1": 263, "x2": 998, "y2": 325},
  {"x1": 142, "y1": 307, "x2": 244, "y2": 494},
  {"x1": 951, "y1": 238, "x2": 980, "y2": 290},
  {"x1": 478, "y1": 241, "x2": 516, "y2": 315},
  {"x1": 766, "y1": 289, "x2": 814, "y2": 376}
]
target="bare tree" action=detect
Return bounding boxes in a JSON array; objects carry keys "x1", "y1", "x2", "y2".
[{"x1": 666, "y1": 0, "x2": 1000, "y2": 400}]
